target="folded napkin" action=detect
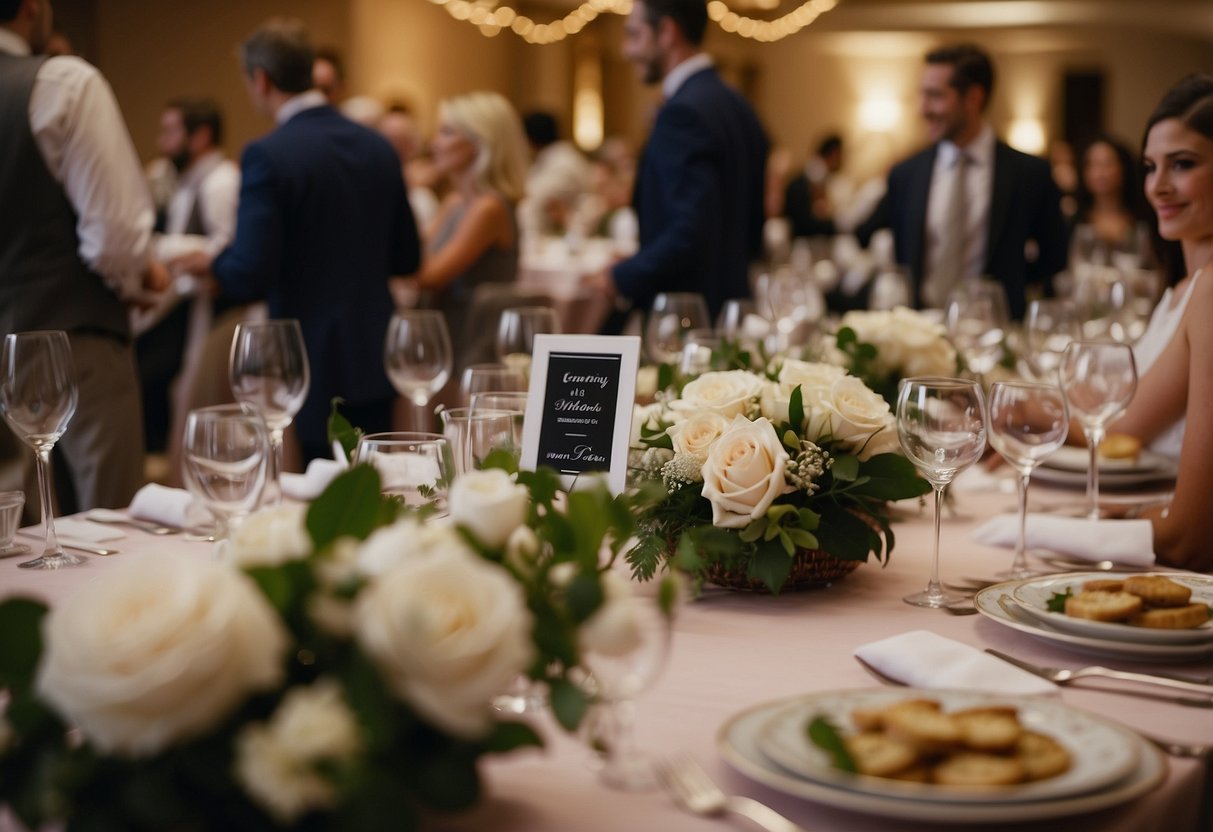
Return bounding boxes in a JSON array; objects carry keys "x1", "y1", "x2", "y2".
[
  {"x1": 129, "y1": 483, "x2": 207, "y2": 529},
  {"x1": 281, "y1": 458, "x2": 347, "y2": 502},
  {"x1": 855, "y1": 631, "x2": 1057, "y2": 696},
  {"x1": 54, "y1": 517, "x2": 124, "y2": 543},
  {"x1": 972, "y1": 514, "x2": 1155, "y2": 568}
]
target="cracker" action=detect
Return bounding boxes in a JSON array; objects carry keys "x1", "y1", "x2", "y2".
[
  {"x1": 844, "y1": 732, "x2": 919, "y2": 778},
  {"x1": 1123, "y1": 575, "x2": 1191, "y2": 607},
  {"x1": 1065, "y1": 590, "x2": 1142, "y2": 621},
  {"x1": 1129, "y1": 603, "x2": 1210, "y2": 629},
  {"x1": 1016, "y1": 731, "x2": 1072, "y2": 781},
  {"x1": 883, "y1": 705, "x2": 964, "y2": 752},
  {"x1": 1098, "y1": 433, "x2": 1141, "y2": 460},
  {"x1": 932, "y1": 753, "x2": 1025, "y2": 787},
  {"x1": 953, "y1": 710, "x2": 1022, "y2": 753},
  {"x1": 1081, "y1": 579, "x2": 1124, "y2": 593}
]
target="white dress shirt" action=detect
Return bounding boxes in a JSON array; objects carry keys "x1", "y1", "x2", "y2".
[
  {"x1": 662, "y1": 52, "x2": 714, "y2": 100},
  {"x1": 162, "y1": 150, "x2": 240, "y2": 256},
  {"x1": 0, "y1": 28, "x2": 152, "y2": 298},
  {"x1": 276, "y1": 89, "x2": 327, "y2": 125},
  {"x1": 925, "y1": 123, "x2": 996, "y2": 300}
]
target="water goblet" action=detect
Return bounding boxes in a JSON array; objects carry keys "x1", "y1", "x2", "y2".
[
  {"x1": 459, "y1": 363, "x2": 527, "y2": 406},
  {"x1": 945, "y1": 279, "x2": 1008, "y2": 386},
  {"x1": 896, "y1": 377, "x2": 987, "y2": 608},
  {"x1": 644, "y1": 292, "x2": 710, "y2": 364},
  {"x1": 385, "y1": 310, "x2": 453, "y2": 431},
  {"x1": 496, "y1": 306, "x2": 559, "y2": 378},
  {"x1": 470, "y1": 391, "x2": 528, "y2": 457},
  {"x1": 0, "y1": 331, "x2": 81, "y2": 569},
  {"x1": 229, "y1": 319, "x2": 309, "y2": 505},
  {"x1": 181, "y1": 405, "x2": 270, "y2": 540},
  {"x1": 1059, "y1": 341, "x2": 1137, "y2": 519},
  {"x1": 1023, "y1": 299, "x2": 1082, "y2": 382},
  {"x1": 352, "y1": 432, "x2": 454, "y2": 514},
  {"x1": 439, "y1": 407, "x2": 516, "y2": 475},
  {"x1": 677, "y1": 328, "x2": 719, "y2": 376},
  {"x1": 987, "y1": 381, "x2": 1069, "y2": 579}
]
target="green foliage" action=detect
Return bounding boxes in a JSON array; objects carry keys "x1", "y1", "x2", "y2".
[
  {"x1": 1047, "y1": 590, "x2": 1072, "y2": 613},
  {"x1": 807, "y1": 717, "x2": 857, "y2": 773},
  {"x1": 327, "y1": 398, "x2": 362, "y2": 464},
  {"x1": 306, "y1": 465, "x2": 400, "y2": 550}
]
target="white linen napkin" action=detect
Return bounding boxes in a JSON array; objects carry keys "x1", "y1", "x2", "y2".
[
  {"x1": 972, "y1": 514, "x2": 1155, "y2": 567},
  {"x1": 281, "y1": 458, "x2": 347, "y2": 502},
  {"x1": 129, "y1": 483, "x2": 207, "y2": 529},
  {"x1": 53, "y1": 517, "x2": 124, "y2": 542},
  {"x1": 854, "y1": 630, "x2": 1057, "y2": 696}
]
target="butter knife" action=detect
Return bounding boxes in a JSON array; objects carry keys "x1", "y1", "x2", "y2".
[{"x1": 984, "y1": 648, "x2": 1213, "y2": 698}]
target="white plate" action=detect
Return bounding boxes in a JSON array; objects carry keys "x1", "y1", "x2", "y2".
[
  {"x1": 718, "y1": 692, "x2": 1166, "y2": 824},
  {"x1": 1010, "y1": 573, "x2": 1213, "y2": 645},
  {"x1": 1031, "y1": 452, "x2": 1176, "y2": 489},
  {"x1": 974, "y1": 582, "x2": 1213, "y2": 662},
  {"x1": 1039, "y1": 445, "x2": 1168, "y2": 474},
  {"x1": 754, "y1": 689, "x2": 1138, "y2": 805}
]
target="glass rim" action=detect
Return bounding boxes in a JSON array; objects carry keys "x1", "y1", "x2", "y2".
[
  {"x1": 234, "y1": 318, "x2": 302, "y2": 330},
  {"x1": 988, "y1": 379, "x2": 1065, "y2": 392},
  {"x1": 357, "y1": 431, "x2": 447, "y2": 444},
  {"x1": 0, "y1": 490, "x2": 24, "y2": 507},
  {"x1": 898, "y1": 376, "x2": 982, "y2": 389}
]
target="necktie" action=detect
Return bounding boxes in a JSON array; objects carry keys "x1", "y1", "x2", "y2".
[{"x1": 930, "y1": 151, "x2": 969, "y2": 307}]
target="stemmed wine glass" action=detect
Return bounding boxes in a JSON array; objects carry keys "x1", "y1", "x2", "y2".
[
  {"x1": 181, "y1": 404, "x2": 270, "y2": 540},
  {"x1": 229, "y1": 320, "x2": 309, "y2": 505},
  {"x1": 1059, "y1": 341, "x2": 1138, "y2": 519},
  {"x1": 458, "y1": 363, "x2": 527, "y2": 406},
  {"x1": 0, "y1": 331, "x2": 81, "y2": 569},
  {"x1": 496, "y1": 306, "x2": 559, "y2": 377},
  {"x1": 987, "y1": 381, "x2": 1069, "y2": 579},
  {"x1": 384, "y1": 310, "x2": 453, "y2": 431},
  {"x1": 896, "y1": 377, "x2": 987, "y2": 608},
  {"x1": 945, "y1": 279, "x2": 1008, "y2": 386},
  {"x1": 644, "y1": 292, "x2": 710, "y2": 364},
  {"x1": 1023, "y1": 299, "x2": 1082, "y2": 382}
]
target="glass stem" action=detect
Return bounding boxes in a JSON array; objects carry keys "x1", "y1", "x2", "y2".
[
  {"x1": 411, "y1": 393, "x2": 429, "y2": 431},
  {"x1": 607, "y1": 698, "x2": 639, "y2": 774},
  {"x1": 268, "y1": 429, "x2": 285, "y2": 506},
  {"x1": 35, "y1": 447, "x2": 61, "y2": 555},
  {"x1": 1085, "y1": 425, "x2": 1105, "y2": 520},
  {"x1": 926, "y1": 484, "x2": 945, "y2": 601},
  {"x1": 1013, "y1": 471, "x2": 1031, "y2": 576}
]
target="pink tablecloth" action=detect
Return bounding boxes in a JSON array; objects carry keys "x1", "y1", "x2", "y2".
[{"x1": 4, "y1": 482, "x2": 1209, "y2": 831}]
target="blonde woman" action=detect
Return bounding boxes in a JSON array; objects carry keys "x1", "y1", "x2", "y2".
[{"x1": 411, "y1": 91, "x2": 528, "y2": 373}]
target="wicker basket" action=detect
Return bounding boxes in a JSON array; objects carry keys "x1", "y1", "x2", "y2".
[{"x1": 702, "y1": 548, "x2": 862, "y2": 593}]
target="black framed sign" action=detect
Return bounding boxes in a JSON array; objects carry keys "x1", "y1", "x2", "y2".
[{"x1": 520, "y1": 334, "x2": 640, "y2": 494}]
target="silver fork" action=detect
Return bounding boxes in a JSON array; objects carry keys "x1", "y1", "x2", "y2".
[
  {"x1": 984, "y1": 648, "x2": 1213, "y2": 698},
  {"x1": 86, "y1": 512, "x2": 179, "y2": 536},
  {"x1": 658, "y1": 756, "x2": 806, "y2": 832}
]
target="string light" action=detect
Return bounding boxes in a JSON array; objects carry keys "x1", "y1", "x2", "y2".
[{"x1": 429, "y1": 0, "x2": 840, "y2": 44}]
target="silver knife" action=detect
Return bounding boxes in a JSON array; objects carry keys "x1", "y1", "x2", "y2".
[
  {"x1": 18, "y1": 532, "x2": 118, "y2": 556},
  {"x1": 985, "y1": 648, "x2": 1213, "y2": 697}
]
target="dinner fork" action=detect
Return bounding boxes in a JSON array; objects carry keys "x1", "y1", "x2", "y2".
[
  {"x1": 983, "y1": 648, "x2": 1213, "y2": 698},
  {"x1": 657, "y1": 756, "x2": 806, "y2": 832},
  {"x1": 86, "y1": 510, "x2": 179, "y2": 536}
]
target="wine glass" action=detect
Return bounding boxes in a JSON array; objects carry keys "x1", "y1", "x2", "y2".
[
  {"x1": 470, "y1": 391, "x2": 528, "y2": 456},
  {"x1": 384, "y1": 310, "x2": 453, "y2": 431},
  {"x1": 181, "y1": 405, "x2": 270, "y2": 540},
  {"x1": 1059, "y1": 341, "x2": 1138, "y2": 519},
  {"x1": 0, "y1": 331, "x2": 81, "y2": 569},
  {"x1": 896, "y1": 377, "x2": 987, "y2": 608},
  {"x1": 678, "y1": 329, "x2": 719, "y2": 376},
  {"x1": 438, "y1": 407, "x2": 516, "y2": 475},
  {"x1": 945, "y1": 279, "x2": 1008, "y2": 386},
  {"x1": 229, "y1": 319, "x2": 309, "y2": 505},
  {"x1": 987, "y1": 381, "x2": 1069, "y2": 579},
  {"x1": 496, "y1": 306, "x2": 559, "y2": 378},
  {"x1": 644, "y1": 292, "x2": 710, "y2": 364},
  {"x1": 458, "y1": 363, "x2": 527, "y2": 406},
  {"x1": 1023, "y1": 299, "x2": 1082, "y2": 382},
  {"x1": 353, "y1": 432, "x2": 454, "y2": 514},
  {"x1": 868, "y1": 264, "x2": 913, "y2": 311}
]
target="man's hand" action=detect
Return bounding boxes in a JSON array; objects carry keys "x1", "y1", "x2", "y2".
[
  {"x1": 168, "y1": 250, "x2": 213, "y2": 277},
  {"x1": 143, "y1": 260, "x2": 171, "y2": 293}
]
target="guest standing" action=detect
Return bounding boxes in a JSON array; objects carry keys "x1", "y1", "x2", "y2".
[
  {"x1": 0, "y1": 0, "x2": 165, "y2": 514},
  {"x1": 174, "y1": 18, "x2": 420, "y2": 463},
  {"x1": 583, "y1": 0, "x2": 768, "y2": 325},
  {"x1": 1069, "y1": 133, "x2": 1151, "y2": 267},
  {"x1": 855, "y1": 43, "x2": 1067, "y2": 319}
]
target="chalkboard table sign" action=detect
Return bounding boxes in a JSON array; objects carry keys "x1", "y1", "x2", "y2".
[{"x1": 520, "y1": 334, "x2": 640, "y2": 494}]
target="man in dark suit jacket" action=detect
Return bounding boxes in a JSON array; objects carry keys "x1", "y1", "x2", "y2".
[
  {"x1": 179, "y1": 19, "x2": 420, "y2": 462},
  {"x1": 856, "y1": 44, "x2": 1066, "y2": 320},
  {"x1": 586, "y1": 0, "x2": 767, "y2": 326}
]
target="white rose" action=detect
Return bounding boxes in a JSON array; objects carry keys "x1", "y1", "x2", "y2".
[
  {"x1": 777, "y1": 359, "x2": 846, "y2": 402},
  {"x1": 668, "y1": 371, "x2": 763, "y2": 419},
  {"x1": 630, "y1": 402, "x2": 666, "y2": 448},
  {"x1": 666, "y1": 412, "x2": 730, "y2": 462},
  {"x1": 37, "y1": 555, "x2": 287, "y2": 756},
  {"x1": 355, "y1": 517, "x2": 470, "y2": 576},
  {"x1": 504, "y1": 525, "x2": 542, "y2": 577},
  {"x1": 635, "y1": 365, "x2": 660, "y2": 400},
  {"x1": 355, "y1": 549, "x2": 534, "y2": 738},
  {"x1": 449, "y1": 469, "x2": 529, "y2": 548},
  {"x1": 819, "y1": 376, "x2": 898, "y2": 460},
  {"x1": 758, "y1": 380, "x2": 790, "y2": 424},
  {"x1": 579, "y1": 571, "x2": 645, "y2": 657},
  {"x1": 699, "y1": 415, "x2": 794, "y2": 529},
  {"x1": 888, "y1": 307, "x2": 957, "y2": 377},
  {"x1": 221, "y1": 503, "x2": 311, "y2": 568},
  {"x1": 268, "y1": 679, "x2": 361, "y2": 762}
]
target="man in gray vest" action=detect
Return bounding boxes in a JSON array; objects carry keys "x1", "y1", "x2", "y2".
[{"x1": 0, "y1": 0, "x2": 166, "y2": 515}]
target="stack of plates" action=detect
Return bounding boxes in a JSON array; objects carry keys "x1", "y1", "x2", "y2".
[
  {"x1": 1032, "y1": 446, "x2": 1177, "y2": 488},
  {"x1": 718, "y1": 688, "x2": 1165, "y2": 823},
  {"x1": 974, "y1": 573, "x2": 1213, "y2": 661}
]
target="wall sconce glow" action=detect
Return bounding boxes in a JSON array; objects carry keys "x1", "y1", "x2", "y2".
[
  {"x1": 1008, "y1": 118, "x2": 1046, "y2": 155},
  {"x1": 573, "y1": 51, "x2": 604, "y2": 151},
  {"x1": 858, "y1": 97, "x2": 900, "y2": 132}
]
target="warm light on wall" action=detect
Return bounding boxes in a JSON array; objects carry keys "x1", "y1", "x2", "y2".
[
  {"x1": 1008, "y1": 117, "x2": 1046, "y2": 155},
  {"x1": 573, "y1": 48, "x2": 604, "y2": 151},
  {"x1": 858, "y1": 97, "x2": 901, "y2": 132}
]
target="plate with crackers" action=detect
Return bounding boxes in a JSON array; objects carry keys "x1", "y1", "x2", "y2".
[
  {"x1": 718, "y1": 689, "x2": 1164, "y2": 823},
  {"x1": 1011, "y1": 573, "x2": 1213, "y2": 645},
  {"x1": 1031, "y1": 446, "x2": 1177, "y2": 488}
]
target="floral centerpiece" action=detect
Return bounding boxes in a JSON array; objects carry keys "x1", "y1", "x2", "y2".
[
  {"x1": 0, "y1": 455, "x2": 673, "y2": 830},
  {"x1": 628, "y1": 358, "x2": 932, "y2": 595}
]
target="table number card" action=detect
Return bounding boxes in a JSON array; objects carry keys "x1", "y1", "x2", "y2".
[{"x1": 520, "y1": 334, "x2": 640, "y2": 494}]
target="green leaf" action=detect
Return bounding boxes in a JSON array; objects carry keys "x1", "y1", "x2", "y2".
[
  {"x1": 778, "y1": 529, "x2": 795, "y2": 556},
  {"x1": 481, "y1": 446, "x2": 519, "y2": 475},
  {"x1": 739, "y1": 517, "x2": 767, "y2": 543},
  {"x1": 813, "y1": 504, "x2": 879, "y2": 561},
  {"x1": 747, "y1": 539, "x2": 793, "y2": 595},
  {"x1": 565, "y1": 570, "x2": 605, "y2": 624},
  {"x1": 836, "y1": 327, "x2": 857, "y2": 348},
  {"x1": 796, "y1": 508, "x2": 821, "y2": 531},
  {"x1": 549, "y1": 678, "x2": 590, "y2": 731},
  {"x1": 831, "y1": 454, "x2": 860, "y2": 483},
  {"x1": 782, "y1": 429, "x2": 799, "y2": 450},
  {"x1": 658, "y1": 574, "x2": 681, "y2": 618},
  {"x1": 807, "y1": 717, "x2": 857, "y2": 773},
  {"x1": 851, "y1": 453, "x2": 933, "y2": 500},
  {"x1": 788, "y1": 384, "x2": 805, "y2": 428},
  {"x1": 657, "y1": 362, "x2": 676, "y2": 392},
  {"x1": 0, "y1": 598, "x2": 47, "y2": 690},
  {"x1": 414, "y1": 746, "x2": 481, "y2": 810},
  {"x1": 327, "y1": 397, "x2": 362, "y2": 463},
  {"x1": 484, "y1": 721, "x2": 544, "y2": 753},
  {"x1": 787, "y1": 528, "x2": 819, "y2": 550},
  {"x1": 307, "y1": 465, "x2": 392, "y2": 550},
  {"x1": 1046, "y1": 590, "x2": 1072, "y2": 613},
  {"x1": 763, "y1": 522, "x2": 781, "y2": 542}
]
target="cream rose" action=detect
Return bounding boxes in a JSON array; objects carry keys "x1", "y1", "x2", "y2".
[
  {"x1": 631, "y1": 402, "x2": 666, "y2": 448},
  {"x1": 699, "y1": 415, "x2": 794, "y2": 529},
  {"x1": 819, "y1": 376, "x2": 898, "y2": 460},
  {"x1": 666, "y1": 412, "x2": 730, "y2": 462},
  {"x1": 668, "y1": 371, "x2": 763, "y2": 419},
  {"x1": 355, "y1": 517, "x2": 470, "y2": 576},
  {"x1": 449, "y1": 469, "x2": 529, "y2": 548},
  {"x1": 777, "y1": 359, "x2": 846, "y2": 402},
  {"x1": 355, "y1": 548, "x2": 534, "y2": 738},
  {"x1": 221, "y1": 503, "x2": 311, "y2": 568},
  {"x1": 37, "y1": 555, "x2": 288, "y2": 756},
  {"x1": 888, "y1": 307, "x2": 957, "y2": 377}
]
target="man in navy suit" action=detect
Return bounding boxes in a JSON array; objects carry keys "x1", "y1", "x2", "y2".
[
  {"x1": 586, "y1": 0, "x2": 767, "y2": 327},
  {"x1": 179, "y1": 19, "x2": 420, "y2": 462},
  {"x1": 856, "y1": 44, "x2": 1066, "y2": 320}
]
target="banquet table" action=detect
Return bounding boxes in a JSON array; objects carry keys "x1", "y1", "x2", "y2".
[{"x1": 3, "y1": 480, "x2": 1209, "y2": 832}]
